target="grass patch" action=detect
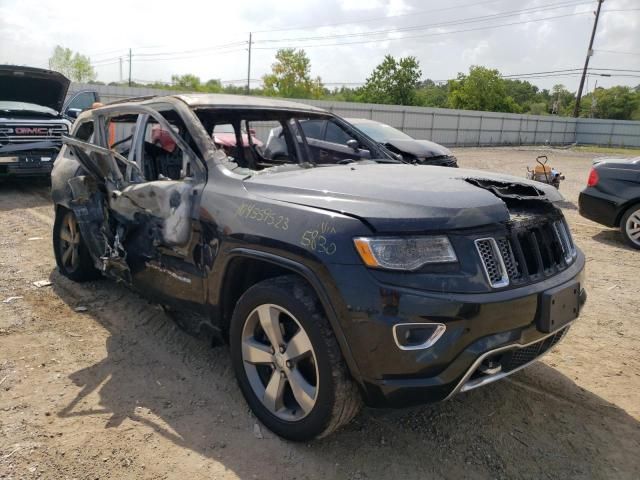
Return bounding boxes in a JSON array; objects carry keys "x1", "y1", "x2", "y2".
[{"x1": 573, "y1": 145, "x2": 640, "y2": 156}]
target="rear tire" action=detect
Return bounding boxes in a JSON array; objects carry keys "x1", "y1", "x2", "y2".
[
  {"x1": 229, "y1": 275, "x2": 361, "y2": 441},
  {"x1": 620, "y1": 204, "x2": 640, "y2": 250},
  {"x1": 53, "y1": 207, "x2": 101, "y2": 281}
]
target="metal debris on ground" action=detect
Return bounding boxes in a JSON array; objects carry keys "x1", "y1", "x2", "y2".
[
  {"x1": 2, "y1": 296, "x2": 23, "y2": 304},
  {"x1": 74, "y1": 306, "x2": 88, "y2": 312},
  {"x1": 27, "y1": 237, "x2": 43, "y2": 241},
  {"x1": 33, "y1": 280, "x2": 52, "y2": 288}
]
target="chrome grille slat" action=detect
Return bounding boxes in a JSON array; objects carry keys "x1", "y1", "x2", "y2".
[
  {"x1": 476, "y1": 218, "x2": 576, "y2": 288},
  {"x1": 475, "y1": 238, "x2": 510, "y2": 288},
  {"x1": 0, "y1": 123, "x2": 67, "y2": 146}
]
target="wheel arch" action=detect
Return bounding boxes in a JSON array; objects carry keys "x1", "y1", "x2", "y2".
[
  {"x1": 218, "y1": 248, "x2": 364, "y2": 387},
  {"x1": 615, "y1": 199, "x2": 640, "y2": 227}
]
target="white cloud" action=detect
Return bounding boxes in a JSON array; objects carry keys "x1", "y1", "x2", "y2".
[{"x1": 0, "y1": 0, "x2": 637, "y2": 91}]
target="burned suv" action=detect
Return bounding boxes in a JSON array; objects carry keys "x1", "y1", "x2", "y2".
[
  {"x1": 51, "y1": 94, "x2": 586, "y2": 441},
  {"x1": 0, "y1": 65, "x2": 98, "y2": 178}
]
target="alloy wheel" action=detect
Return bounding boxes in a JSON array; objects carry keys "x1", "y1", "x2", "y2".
[
  {"x1": 241, "y1": 304, "x2": 319, "y2": 421},
  {"x1": 59, "y1": 211, "x2": 81, "y2": 272},
  {"x1": 625, "y1": 208, "x2": 640, "y2": 247}
]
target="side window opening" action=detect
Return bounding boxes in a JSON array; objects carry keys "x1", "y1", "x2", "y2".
[
  {"x1": 73, "y1": 120, "x2": 94, "y2": 141},
  {"x1": 325, "y1": 120, "x2": 356, "y2": 145},
  {"x1": 140, "y1": 116, "x2": 192, "y2": 181},
  {"x1": 300, "y1": 119, "x2": 324, "y2": 140},
  {"x1": 67, "y1": 91, "x2": 98, "y2": 111},
  {"x1": 105, "y1": 114, "x2": 137, "y2": 158}
]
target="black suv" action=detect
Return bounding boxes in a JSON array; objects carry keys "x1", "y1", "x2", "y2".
[{"x1": 51, "y1": 94, "x2": 586, "y2": 441}]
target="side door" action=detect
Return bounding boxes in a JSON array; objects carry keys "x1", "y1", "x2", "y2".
[
  {"x1": 112, "y1": 107, "x2": 208, "y2": 310},
  {"x1": 65, "y1": 104, "x2": 209, "y2": 311}
]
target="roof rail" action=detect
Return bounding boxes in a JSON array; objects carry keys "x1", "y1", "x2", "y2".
[{"x1": 104, "y1": 95, "x2": 160, "y2": 106}]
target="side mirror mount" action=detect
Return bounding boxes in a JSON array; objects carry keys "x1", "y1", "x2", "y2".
[
  {"x1": 65, "y1": 108, "x2": 80, "y2": 119},
  {"x1": 346, "y1": 139, "x2": 359, "y2": 151}
]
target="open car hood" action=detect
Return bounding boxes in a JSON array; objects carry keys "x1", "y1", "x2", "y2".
[
  {"x1": 244, "y1": 164, "x2": 563, "y2": 232},
  {"x1": 0, "y1": 65, "x2": 70, "y2": 113}
]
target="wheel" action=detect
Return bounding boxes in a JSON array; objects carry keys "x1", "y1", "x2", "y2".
[
  {"x1": 620, "y1": 204, "x2": 640, "y2": 250},
  {"x1": 53, "y1": 207, "x2": 101, "y2": 281},
  {"x1": 229, "y1": 276, "x2": 361, "y2": 441}
]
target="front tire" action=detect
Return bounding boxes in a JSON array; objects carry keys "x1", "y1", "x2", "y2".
[
  {"x1": 53, "y1": 207, "x2": 101, "y2": 281},
  {"x1": 229, "y1": 276, "x2": 361, "y2": 441},
  {"x1": 620, "y1": 204, "x2": 640, "y2": 250}
]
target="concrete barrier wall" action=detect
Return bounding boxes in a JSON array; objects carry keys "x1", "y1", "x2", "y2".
[{"x1": 68, "y1": 83, "x2": 640, "y2": 148}]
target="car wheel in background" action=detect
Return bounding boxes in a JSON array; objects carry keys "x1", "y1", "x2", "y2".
[{"x1": 620, "y1": 204, "x2": 640, "y2": 250}]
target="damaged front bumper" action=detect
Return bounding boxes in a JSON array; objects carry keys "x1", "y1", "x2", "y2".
[{"x1": 326, "y1": 249, "x2": 586, "y2": 408}]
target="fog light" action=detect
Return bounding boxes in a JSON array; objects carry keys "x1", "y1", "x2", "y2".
[{"x1": 392, "y1": 323, "x2": 446, "y2": 350}]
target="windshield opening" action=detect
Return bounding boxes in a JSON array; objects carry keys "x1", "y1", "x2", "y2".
[{"x1": 194, "y1": 108, "x2": 399, "y2": 175}]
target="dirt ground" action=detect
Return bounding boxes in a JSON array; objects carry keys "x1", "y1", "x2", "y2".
[{"x1": 0, "y1": 147, "x2": 638, "y2": 480}]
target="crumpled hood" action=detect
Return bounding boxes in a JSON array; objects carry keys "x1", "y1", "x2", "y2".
[
  {"x1": 244, "y1": 164, "x2": 563, "y2": 232},
  {"x1": 385, "y1": 138, "x2": 452, "y2": 158},
  {"x1": 0, "y1": 65, "x2": 70, "y2": 113}
]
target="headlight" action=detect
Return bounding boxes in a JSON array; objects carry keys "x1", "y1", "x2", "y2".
[{"x1": 353, "y1": 236, "x2": 457, "y2": 270}]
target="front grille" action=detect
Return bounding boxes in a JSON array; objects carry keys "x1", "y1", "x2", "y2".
[
  {"x1": 501, "y1": 329, "x2": 566, "y2": 372},
  {"x1": 476, "y1": 218, "x2": 576, "y2": 288},
  {"x1": 475, "y1": 238, "x2": 509, "y2": 287},
  {"x1": 0, "y1": 123, "x2": 68, "y2": 146}
]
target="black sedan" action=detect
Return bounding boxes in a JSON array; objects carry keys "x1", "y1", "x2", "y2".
[
  {"x1": 346, "y1": 118, "x2": 458, "y2": 167},
  {"x1": 578, "y1": 157, "x2": 640, "y2": 249}
]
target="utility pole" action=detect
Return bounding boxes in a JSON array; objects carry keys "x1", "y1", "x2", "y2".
[
  {"x1": 573, "y1": 0, "x2": 604, "y2": 117},
  {"x1": 119, "y1": 57, "x2": 123, "y2": 83},
  {"x1": 246, "y1": 32, "x2": 252, "y2": 95},
  {"x1": 128, "y1": 48, "x2": 132, "y2": 87}
]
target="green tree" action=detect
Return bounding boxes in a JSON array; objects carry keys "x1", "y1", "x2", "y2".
[
  {"x1": 171, "y1": 73, "x2": 202, "y2": 91},
  {"x1": 416, "y1": 79, "x2": 448, "y2": 107},
  {"x1": 447, "y1": 66, "x2": 519, "y2": 112},
  {"x1": 503, "y1": 79, "x2": 540, "y2": 112},
  {"x1": 48, "y1": 45, "x2": 96, "y2": 82},
  {"x1": 586, "y1": 86, "x2": 640, "y2": 120},
  {"x1": 359, "y1": 55, "x2": 422, "y2": 105},
  {"x1": 550, "y1": 84, "x2": 575, "y2": 115},
  {"x1": 262, "y1": 49, "x2": 324, "y2": 99}
]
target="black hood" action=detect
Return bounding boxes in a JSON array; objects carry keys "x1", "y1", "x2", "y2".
[
  {"x1": 384, "y1": 138, "x2": 452, "y2": 158},
  {"x1": 0, "y1": 65, "x2": 71, "y2": 113},
  {"x1": 244, "y1": 164, "x2": 563, "y2": 232}
]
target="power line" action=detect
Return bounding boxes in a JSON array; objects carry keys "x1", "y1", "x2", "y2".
[
  {"x1": 131, "y1": 48, "x2": 247, "y2": 63},
  {"x1": 255, "y1": 0, "x2": 592, "y2": 44},
  {"x1": 595, "y1": 49, "x2": 640, "y2": 56},
  {"x1": 132, "y1": 41, "x2": 247, "y2": 58},
  {"x1": 252, "y1": 10, "x2": 595, "y2": 50},
  {"x1": 252, "y1": 0, "x2": 509, "y2": 33}
]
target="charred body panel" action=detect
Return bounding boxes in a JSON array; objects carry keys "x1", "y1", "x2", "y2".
[{"x1": 51, "y1": 93, "x2": 586, "y2": 426}]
